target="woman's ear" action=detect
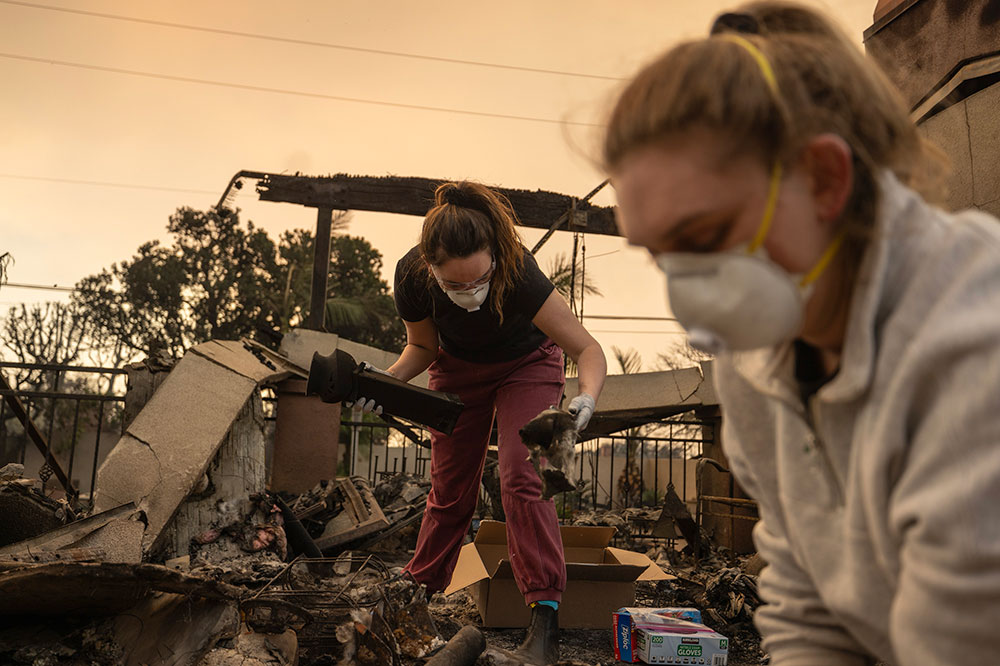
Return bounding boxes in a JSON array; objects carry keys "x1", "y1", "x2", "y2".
[{"x1": 800, "y1": 134, "x2": 854, "y2": 224}]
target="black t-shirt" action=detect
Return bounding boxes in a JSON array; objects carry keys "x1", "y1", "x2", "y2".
[{"x1": 393, "y1": 245, "x2": 555, "y2": 363}]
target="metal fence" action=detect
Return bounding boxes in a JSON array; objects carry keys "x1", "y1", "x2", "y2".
[
  {"x1": 0, "y1": 361, "x2": 128, "y2": 500},
  {"x1": 1, "y1": 361, "x2": 747, "y2": 536},
  {"x1": 336, "y1": 413, "x2": 715, "y2": 515}
]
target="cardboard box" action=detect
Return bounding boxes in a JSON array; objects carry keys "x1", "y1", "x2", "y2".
[
  {"x1": 635, "y1": 618, "x2": 729, "y2": 665},
  {"x1": 613, "y1": 607, "x2": 704, "y2": 662},
  {"x1": 443, "y1": 520, "x2": 673, "y2": 628}
]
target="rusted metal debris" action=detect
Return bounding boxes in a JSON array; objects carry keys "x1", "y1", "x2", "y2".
[
  {"x1": 0, "y1": 466, "x2": 75, "y2": 548},
  {"x1": 288, "y1": 473, "x2": 430, "y2": 554}
]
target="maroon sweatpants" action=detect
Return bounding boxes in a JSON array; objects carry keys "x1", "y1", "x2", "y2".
[{"x1": 404, "y1": 340, "x2": 567, "y2": 604}]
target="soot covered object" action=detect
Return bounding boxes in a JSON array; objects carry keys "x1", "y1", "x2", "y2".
[
  {"x1": 307, "y1": 349, "x2": 464, "y2": 435},
  {"x1": 519, "y1": 407, "x2": 578, "y2": 499}
]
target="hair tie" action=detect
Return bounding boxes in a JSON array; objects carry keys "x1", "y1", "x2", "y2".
[{"x1": 710, "y1": 12, "x2": 761, "y2": 35}]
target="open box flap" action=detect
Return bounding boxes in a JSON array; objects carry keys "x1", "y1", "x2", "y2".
[
  {"x1": 472, "y1": 520, "x2": 509, "y2": 545},
  {"x1": 558, "y1": 524, "x2": 617, "y2": 548},
  {"x1": 566, "y1": 562, "x2": 648, "y2": 581},
  {"x1": 490, "y1": 560, "x2": 649, "y2": 582},
  {"x1": 605, "y1": 547, "x2": 676, "y2": 581},
  {"x1": 444, "y1": 542, "x2": 491, "y2": 595}
]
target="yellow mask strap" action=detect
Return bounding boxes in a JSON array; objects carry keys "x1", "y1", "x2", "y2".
[
  {"x1": 718, "y1": 33, "x2": 844, "y2": 288},
  {"x1": 747, "y1": 161, "x2": 782, "y2": 254},
  {"x1": 800, "y1": 228, "x2": 847, "y2": 288},
  {"x1": 719, "y1": 33, "x2": 782, "y2": 255},
  {"x1": 717, "y1": 33, "x2": 779, "y2": 95}
]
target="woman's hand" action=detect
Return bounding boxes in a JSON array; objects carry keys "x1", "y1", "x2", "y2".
[{"x1": 567, "y1": 392, "x2": 596, "y2": 431}]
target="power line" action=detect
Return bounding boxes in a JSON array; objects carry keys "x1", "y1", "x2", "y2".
[
  {"x1": 583, "y1": 314, "x2": 678, "y2": 322},
  {"x1": 0, "y1": 52, "x2": 601, "y2": 128},
  {"x1": 0, "y1": 0, "x2": 625, "y2": 82},
  {"x1": 0, "y1": 173, "x2": 216, "y2": 195},
  {"x1": 3, "y1": 282, "x2": 74, "y2": 292},
  {"x1": 591, "y1": 329, "x2": 689, "y2": 335}
]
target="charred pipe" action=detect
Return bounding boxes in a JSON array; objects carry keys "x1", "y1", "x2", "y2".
[
  {"x1": 307, "y1": 349, "x2": 464, "y2": 435},
  {"x1": 425, "y1": 626, "x2": 486, "y2": 666}
]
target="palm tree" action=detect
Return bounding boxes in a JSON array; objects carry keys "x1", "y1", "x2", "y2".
[
  {"x1": 546, "y1": 253, "x2": 601, "y2": 305},
  {"x1": 612, "y1": 346, "x2": 645, "y2": 507}
]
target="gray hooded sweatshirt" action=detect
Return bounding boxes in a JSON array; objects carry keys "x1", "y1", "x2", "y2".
[{"x1": 716, "y1": 173, "x2": 1000, "y2": 665}]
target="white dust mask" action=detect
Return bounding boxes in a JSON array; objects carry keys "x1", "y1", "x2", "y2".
[
  {"x1": 444, "y1": 283, "x2": 490, "y2": 312},
  {"x1": 655, "y1": 162, "x2": 845, "y2": 354},
  {"x1": 433, "y1": 257, "x2": 494, "y2": 313}
]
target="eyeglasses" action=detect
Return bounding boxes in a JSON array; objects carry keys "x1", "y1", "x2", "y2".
[{"x1": 433, "y1": 258, "x2": 495, "y2": 291}]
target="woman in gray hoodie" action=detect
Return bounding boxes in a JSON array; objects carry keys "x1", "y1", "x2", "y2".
[{"x1": 604, "y1": 2, "x2": 999, "y2": 664}]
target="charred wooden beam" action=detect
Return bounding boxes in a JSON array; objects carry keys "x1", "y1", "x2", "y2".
[{"x1": 256, "y1": 174, "x2": 620, "y2": 237}]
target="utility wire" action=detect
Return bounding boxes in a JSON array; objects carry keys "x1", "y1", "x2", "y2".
[
  {"x1": 0, "y1": 0, "x2": 626, "y2": 82},
  {"x1": 0, "y1": 52, "x2": 602, "y2": 128},
  {"x1": 3, "y1": 282, "x2": 74, "y2": 292},
  {"x1": 591, "y1": 329, "x2": 689, "y2": 335},
  {"x1": 4, "y1": 279, "x2": 683, "y2": 326},
  {"x1": 584, "y1": 314, "x2": 678, "y2": 321},
  {"x1": 0, "y1": 173, "x2": 216, "y2": 195}
]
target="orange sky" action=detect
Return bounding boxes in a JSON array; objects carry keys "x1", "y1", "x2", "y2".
[{"x1": 0, "y1": 0, "x2": 878, "y2": 370}]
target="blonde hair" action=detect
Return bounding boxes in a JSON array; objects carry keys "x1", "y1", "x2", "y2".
[
  {"x1": 419, "y1": 181, "x2": 525, "y2": 322},
  {"x1": 604, "y1": 1, "x2": 946, "y2": 276}
]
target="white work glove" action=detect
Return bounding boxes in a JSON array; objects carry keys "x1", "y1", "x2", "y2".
[
  {"x1": 359, "y1": 361, "x2": 396, "y2": 378},
  {"x1": 567, "y1": 393, "x2": 595, "y2": 431},
  {"x1": 344, "y1": 363, "x2": 395, "y2": 415},
  {"x1": 346, "y1": 396, "x2": 383, "y2": 415}
]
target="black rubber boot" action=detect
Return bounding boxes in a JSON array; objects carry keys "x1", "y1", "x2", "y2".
[{"x1": 511, "y1": 604, "x2": 560, "y2": 665}]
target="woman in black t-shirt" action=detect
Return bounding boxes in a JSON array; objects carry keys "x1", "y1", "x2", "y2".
[{"x1": 382, "y1": 181, "x2": 606, "y2": 663}]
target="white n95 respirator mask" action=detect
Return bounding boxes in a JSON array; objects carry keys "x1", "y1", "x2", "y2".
[
  {"x1": 655, "y1": 163, "x2": 845, "y2": 354},
  {"x1": 444, "y1": 282, "x2": 490, "y2": 312}
]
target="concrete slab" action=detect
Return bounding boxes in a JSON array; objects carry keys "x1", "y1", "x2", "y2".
[
  {"x1": 94, "y1": 353, "x2": 257, "y2": 551},
  {"x1": 966, "y1": 83, "x2": 1000, "y2": 208},
  {"x1": 0, "y1": 502, "x2": 138, "y2": 558},
  {"x1": 72, "y1": 519, "x2": 145, "y2": 564},
  {"x1": 919, "y1": 99, "x2": 974, "y2": 211},
  {"x1": 93, "y1": 436, "x2": 163, "y2": 512},
  {"x1": 190, "y1": 340, "x2": 295, "y2": 385},
  {"x1": 281, "y1": 328, "x2": 429, "y2": 388},
  {"x1": 563, "y1": 363, "x2": 716, "y2": 414},
  {"x1": 125, "y1": 353, "x2": 256, "y2": 471}
]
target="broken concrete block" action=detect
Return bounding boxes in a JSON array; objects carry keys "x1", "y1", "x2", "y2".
[
  {"x1": 71, "y1": 519, "x2": 145, "y2": 564},
  {"x1": 94, "y1": 351, "x2": 263, "y2": 554},
  {"x1": 198, "y1": 629, "x2": 298, "y2": 666},
  {"x1": 191, "y1": 340, "x2": 293, "y2": 385},
  {"x1": 91, "y1": 436, "x2": 163, "y2": 511},
  {"x1": 0, "y1": 516, "x2": 143, "y2": 565},
  {"x1": 0, "y1": 463, "x2": 23, "y2": 482}
]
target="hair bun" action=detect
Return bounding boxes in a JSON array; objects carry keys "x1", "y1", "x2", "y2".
[
  {"x1": 441, "y1": 185, "x2": 486, "y2": 212},
  {"x1": 710, "y1": 12, "x2": 761, "y2": 35}
]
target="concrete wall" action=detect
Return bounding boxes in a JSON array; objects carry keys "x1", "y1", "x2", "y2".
[{"x1": 919, "y1": 82, "x2": 1000, "y2": 217}]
